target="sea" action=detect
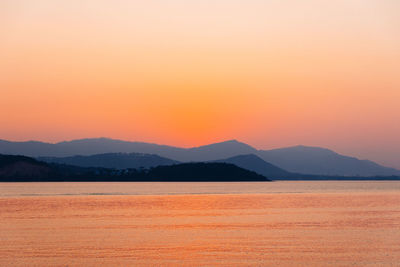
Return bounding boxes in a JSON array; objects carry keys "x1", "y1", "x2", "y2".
[{"x1": 1, "y1": 181, "x2": 399, "y2": 266}]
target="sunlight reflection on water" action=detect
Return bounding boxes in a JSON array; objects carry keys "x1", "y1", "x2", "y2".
[{"x1": 0, "y1": 182, "x2": 399, "y2": 266}]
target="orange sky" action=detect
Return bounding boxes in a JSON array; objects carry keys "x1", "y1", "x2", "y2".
[{"x1": 1, "y1": 0, "x2": 400, "y2": 168}]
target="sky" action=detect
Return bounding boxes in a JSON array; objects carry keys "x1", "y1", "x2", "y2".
[{"x1": 1, "y1": 0, "x2": 400, "y2": 168}]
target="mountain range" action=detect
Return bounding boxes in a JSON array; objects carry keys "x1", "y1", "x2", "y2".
[
  {"x1": 39, "y1": 153, "x2": 293, "y2": 179},
  {"x1": 1, "y1": 138, "x2": 399, "y2": 177}
]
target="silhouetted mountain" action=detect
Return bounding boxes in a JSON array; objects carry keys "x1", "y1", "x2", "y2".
[
  {"x1": 257, "y1": 145, "x2": 400, "y2": 176},
  {"x1": 0, "y1": 138, "x2": 256, "y2": 162},
  {"x1": 0, "y1": 138, "x2": 185, "y2": 158},
  {"x1": 0, "y1": 154, "x2": 269, "y2": 182},
  {"x1": 186, "y1": 140, "x2": 257, "y2": 161},
  {"x1": 39, "y1": 153, "x2": 178, "y2": 169},
  {"x1": 54, "y1": 138, "x2": 187, "y2": 159},
  {"x1": 1, "y1": 138, "x2": 400, "y2": 176},
  {"x1": 214, "y1": 154, "x2": 293, "y2": 178}
]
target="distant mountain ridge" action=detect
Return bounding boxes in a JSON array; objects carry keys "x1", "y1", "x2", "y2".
[
  {"x1": 257, "y1": 145, "x2": 400, "y2": 176},
  {"x1": 0, "y1": 138, "x2": 255, "y2": 162},
  {"x1": 1, "y1": 138, "x2": 399, "y2": 177},
  {"x1": 39, "y1": 153, "x2": 178, "y2": 170}
]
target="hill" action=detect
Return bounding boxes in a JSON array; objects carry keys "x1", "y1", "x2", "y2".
[
  {"x1": 141, "y1": 162, "x2": 269, "y2": 181},
  {"x1": 0, "y1": 154, "x2": 53, "y2": 180}
]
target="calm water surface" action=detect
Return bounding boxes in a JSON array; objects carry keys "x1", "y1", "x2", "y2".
[{"x1": 1, "y1": 181, "x2": 399, "y2": 266}]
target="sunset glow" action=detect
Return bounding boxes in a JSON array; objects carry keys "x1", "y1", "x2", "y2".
[{"x1": 1, "y1": 0, "x2": 399, "y2": 167}]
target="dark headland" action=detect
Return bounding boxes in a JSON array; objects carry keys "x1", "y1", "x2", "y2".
[{"x1": 0, "y1": 154, "x2": 270, "y2": 182}]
